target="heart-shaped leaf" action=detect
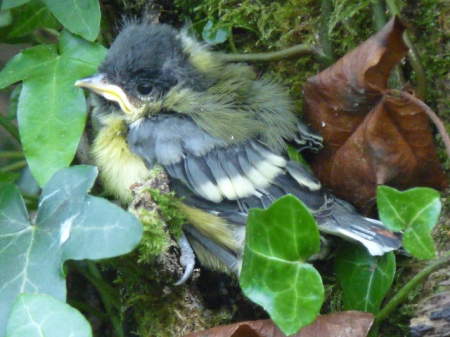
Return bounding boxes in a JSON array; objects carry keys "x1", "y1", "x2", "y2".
[
  {"x1": 8, "y1": 0, "x2": 60, "y2": 38},
  {"x1": 6, "y1": 293, "x2": 92, "y2": 337},
  {"x1": 0, "y1": 30, "x2": 107, "y2": 187},
  {"x1": 335, "y1": 245, "x2": 396, "y2": 314},
  {"x1": 43, "y1": 0, "x2": 100, "y2": 41},
  {"x1": 240, "y1": 195, "x2": 324, "y2": 336},
  {"x1": 0, "y1": 165, "x2": 143, "y2": 336},
  {"x1": 377, "y1": 186, "x2": 441, "y2": 259}
]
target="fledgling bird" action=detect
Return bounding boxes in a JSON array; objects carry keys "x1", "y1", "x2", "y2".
[{"x1": 75, "y1": 22, "x2": 401, "y2": 282}]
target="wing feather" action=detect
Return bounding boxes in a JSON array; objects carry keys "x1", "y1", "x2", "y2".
[{"x1": 128, "y1": 114, "x2": 401, "y2": 265}]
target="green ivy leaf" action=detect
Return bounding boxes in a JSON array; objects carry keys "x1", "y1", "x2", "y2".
[
  {"x1": 202, "y1": 19, "x2": 230, "y2": 44},
  {"x1": 6, "y1": 293, "x2": 92, "y2": 337},
  {"x1": 43, "y1": 0, "x2": 100, "y2": 41},
  {"x1": 1, "y1": 0, "x2": 30, "y2": 10},
  {"x1": 377, "y1": 186, "x2": 441, "y2": 259},
  {"x1": 9, "y1": 0, "x2": 60, "y2": 38},
  {"x1": 403, "y1": 224, "x2": 436, "y2": 260},
  {"x1": 335, "y1": 245, "x2": 396, "y2": 314},
  {"x1": 0, "y1": 30, "x2": 107, "y2": 187},
  {"x1": 0, "y1": 44, "x2": 56, "y2": 87},
  {"x1": 0, "y1": 165, "x2": 143, "y2": 336},
  {"x1": 240, "y1": 195, "x2": 324, "y2": 336}
]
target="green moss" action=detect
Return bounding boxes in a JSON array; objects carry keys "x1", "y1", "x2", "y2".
[
  {"x1": 106, "y1": 252, "x2": 234, "y2": 337},
  {"x1": 124, "y1": 166, "x2": 184, "y2": 263},
  {"x1": 153, "y1": 191, "x2": 185, "y2": 238},
  {"x1": 322, "y1": 283, "x2": 344, "y2": 314},
  {"x1": 134, "y1": 207, "x2": 171, "y2": 262},
  {"x1": 404, "y1": 0, "x2": 450, "y2": 102}
]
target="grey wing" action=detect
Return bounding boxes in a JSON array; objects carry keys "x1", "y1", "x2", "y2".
[
  {"x1": 128, "y1": 115, "x2": 401, "y2": 267},
  {"x1": 128, "y1": 114, "x2": 328, "y2": 212}
]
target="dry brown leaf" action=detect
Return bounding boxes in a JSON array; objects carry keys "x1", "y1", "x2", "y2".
[
  {"x1": 303, "y1": 16, "x2": 447, "y2": 215},
  {"x1": 328, "y1": 90, "x2": 448, "y2": 213},
  {"x1": 183, "y1": 311, "x2": 374, "y2": 337}
]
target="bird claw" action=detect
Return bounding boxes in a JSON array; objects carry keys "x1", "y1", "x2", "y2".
[{"x1": 174, "y1": 233, "x2": 196, "y2": 285}]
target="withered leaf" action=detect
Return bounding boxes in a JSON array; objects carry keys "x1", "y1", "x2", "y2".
[
  {"x1": 303, "y1": 16, "x2": 447, "y2": 215},
  {"x1": 183, "y1": 311, "x2": 374, "y2": 337}
]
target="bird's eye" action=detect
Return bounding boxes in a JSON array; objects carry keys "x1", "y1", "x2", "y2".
[{"x1": 136, "y1": 83, "x2": 153, "y2": 96}]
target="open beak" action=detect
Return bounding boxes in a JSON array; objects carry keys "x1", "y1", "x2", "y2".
[{"x1": 75, "y1": 73, "x2": 134, "y2": 115}]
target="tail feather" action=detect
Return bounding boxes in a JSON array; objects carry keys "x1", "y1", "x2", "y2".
[{"x1": 317, "y1": 198, "x2": 402, "y2": 255}]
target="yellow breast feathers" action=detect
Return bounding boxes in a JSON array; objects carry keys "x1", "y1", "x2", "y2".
[{"x1": 91, "y1": 118, "x2": 149, "y2": 204}]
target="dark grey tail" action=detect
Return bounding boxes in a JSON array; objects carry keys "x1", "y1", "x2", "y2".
[{"x1": 316, "y1": 198, "x2": 402, "y2": 255}]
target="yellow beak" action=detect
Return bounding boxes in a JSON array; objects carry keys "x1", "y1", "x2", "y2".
[{"x1": 75, "y1": 74, "x2": 134, "y2": 115}]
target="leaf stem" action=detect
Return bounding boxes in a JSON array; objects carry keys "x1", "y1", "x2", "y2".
[
  {"x1": 0, "y1": 151, "x2": 24, "y2": 159},
  {"x1": 217, "y1": 43, "x2": 330, "y2": 63},
  {"x1": 0, "y1": 115, "x2": 20, "y2": 143},
  {"x1": 401, "y1": 91, "x2": 450, "y2": 159},
  {"x1": 74, "y1": 261, "x2": 124, "y2": 337},
  {"x1": 0, "y1": 160, "x2": 27, "y2": 172},
  {"x1": 319, "y1": 0, "x2": 335, "y2": 65},
  {"x1": 375, "y1": 250, "x2": 450, "y2": 324},
  {"x1": 371, "y1": 0, "x2": 387, "y2": 31},
  {"x1": 386, "y1": 0, "x2": 428, "y2": 99}
]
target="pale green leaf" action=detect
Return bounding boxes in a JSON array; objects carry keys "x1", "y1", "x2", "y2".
[
  {"x1": 6, "y1": 293, "x2": 92, "y2": 337},
  {"x1": 0, "y1": 166, "x2": 143, "y2": 336}
]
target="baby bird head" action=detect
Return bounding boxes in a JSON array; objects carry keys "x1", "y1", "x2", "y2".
[
  {"x1": 76, "y1": 21, "x2": 297, "y2": 150},
  {"x1": 75, "y1": 22, "x2": 216, "y2": 119}
]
